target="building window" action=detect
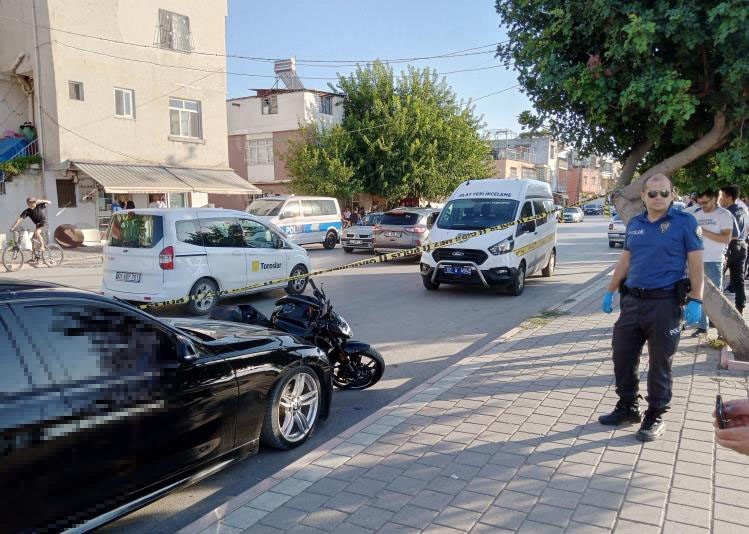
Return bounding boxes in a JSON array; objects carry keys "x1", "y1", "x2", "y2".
[
  {"x1": 157, "y1": 9, "x2": 192, "y2": 52},
  {"x1": 261, "y1": 95, "x2": 278, "y2": 115},
  {"x1": 510, "y1": 167, "x2": 518, "y2": 178},
  {"x1": 248, "y1": 138, "x2": 274, "y2": 165},
  {"x1": 319, "y1": 95, "x2": 333, "y2": 115},
  {"x1": 68, "y1": 81, "x2": 84, "y2": 101},
  {"x1": 114, "y1": 88, "x2": 135, "y2": 118},
  {"x1": 549, "y1": 144, "x2": 556, "y2": 159},
  {"x1": 56, "y1": 180, "x2": 77, "y2": 208},
  {"x1": 169, "y1": 97, "x2": 202, "y2": 138}
]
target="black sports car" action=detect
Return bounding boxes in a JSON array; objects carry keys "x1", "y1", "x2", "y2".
[{"x1": 0, "y1": 279, "x2": 331, "y2": 533}]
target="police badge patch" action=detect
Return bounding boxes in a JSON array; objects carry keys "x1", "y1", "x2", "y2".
[
  {"x1": 660, "y1": 222, "x2": 670, "y2": 234},
  {"x1": 696, "y1": 225, "x2": 703, "y2": 238}
]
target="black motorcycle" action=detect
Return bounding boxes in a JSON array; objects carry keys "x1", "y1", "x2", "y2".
[{"x1": 209, "y1": 279, "x2": 385, "y2": 390}]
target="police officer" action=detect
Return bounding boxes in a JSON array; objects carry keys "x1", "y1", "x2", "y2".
[
  {"x1": 600, "y1": 174, "x2": 704, "y2": 442},
  {"x1": 719, "y1": 185, "x2": 748, "y2": 313}
]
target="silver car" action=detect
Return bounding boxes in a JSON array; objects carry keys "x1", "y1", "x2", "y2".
[
  {"x1": 341, "y1": 213, "x2": 383, "y2": 253},
  {"x1": 608, "y1": 215, "x2": 625, "y2": 248},
  {"x1": 563, "y1": 206, "x2": 584, "y2": 223},
  {"x1": 373, "y1": 208, "x2": 440, "y2": 257}
]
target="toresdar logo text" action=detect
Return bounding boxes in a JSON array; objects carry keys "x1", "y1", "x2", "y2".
[{"x1": 252, "y1": 261, "x2": 282, "y2": 272}]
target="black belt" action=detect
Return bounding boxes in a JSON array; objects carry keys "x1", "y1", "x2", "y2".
[{"x1": 624, "y1": 286, "x2": 677, "y2": 299}]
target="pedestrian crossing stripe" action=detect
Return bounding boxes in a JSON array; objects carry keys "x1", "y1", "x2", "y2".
[{"x1": 138, "y1": 193, "x2": 611, "y2": 310}]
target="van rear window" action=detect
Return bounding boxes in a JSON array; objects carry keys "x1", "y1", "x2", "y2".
[
  {"x1": 380, "y1": 212, "x2": 420, "y2": 225},
  {"x1": 107, "y1": 213, "x2": 163, "y2": 248}
]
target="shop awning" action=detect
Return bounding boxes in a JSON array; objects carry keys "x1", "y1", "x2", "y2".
[{"x1": 72, "y1": 162, "x2": 261, "y2": 195}]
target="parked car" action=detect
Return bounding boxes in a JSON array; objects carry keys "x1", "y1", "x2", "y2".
[
  {"x1": 0, "y1": 279, "x2": 332, "y2": 533},
  {"x1": 373, "y1": 208, "x2": 441, "y2": 257},
  {"x1": 102, "y1": 208, "x2": 312, "y2": 315},
  {"x1": 608, "y1": 214, "x2": 626, "y2": 247},
  {"x1": 246, "y1": 195, "x2": 342, "y2": 249},
  {"x1": 563, "y1": 206, "x2": 584, "y2": 223},
  {"x1": 341, "y1": 212, "x2": 383, "y2": 253},
  {"x1": 583, "y1": 204, "x2": 603, "y2": 215}
]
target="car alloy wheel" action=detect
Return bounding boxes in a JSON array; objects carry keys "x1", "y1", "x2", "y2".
[
  {"x1": 286, "y1": 264, "x2": 308, "y2": 295},
  {"x1": 277, "y1": 372, "x2": 319, "y2": 443}
]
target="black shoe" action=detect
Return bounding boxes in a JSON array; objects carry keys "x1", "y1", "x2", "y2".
[
  {"x1": 691, "y1": 328, "x2": 707, "y2": 337},
  {"x1": 598, "y1": 400, "x2": 642, "y2": 426},
  {"x1": 636, "y1": 410, "x2": 665, "y2": 442}
]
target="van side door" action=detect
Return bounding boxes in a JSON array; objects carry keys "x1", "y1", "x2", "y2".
[
  {"x1": 198, "y1": 217, "x2": 248, "y2": 292},
  {"x1": 240, "y1": 218, "x2": 287, "y2": 287},
  {"x1": 277, "y1": 200, "x2": 303, "y2": 243},
  {"x1": 532, "y1": 199, "x2": 556, "y2": 271},
  {"x1": 514, "y1": 200, "x2": 539, "y2": 271}
]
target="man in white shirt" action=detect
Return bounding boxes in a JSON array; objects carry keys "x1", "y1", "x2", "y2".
[{"x1": 692, "y1": 190, "x2": 734, "y2": 334}]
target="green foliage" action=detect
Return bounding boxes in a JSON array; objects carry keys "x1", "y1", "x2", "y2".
[
  {"x1": 0, "y1": 154, "x2": 42, "y2": 177},
  {"x1": 495, "y1": 0, "x2": 749, "y2": 185},
  {"x1": 285, "y1": 61, "x2": 492, "y2": 203}
]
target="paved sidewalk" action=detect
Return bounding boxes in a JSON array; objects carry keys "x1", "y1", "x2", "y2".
[{"x1": 183, "y1": 279, "x2": 749, "y2": 534}]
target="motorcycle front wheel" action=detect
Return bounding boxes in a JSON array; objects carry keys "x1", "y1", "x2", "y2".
[{"x1": 333, "y1": 347, "x2": 385, "y2": 390}]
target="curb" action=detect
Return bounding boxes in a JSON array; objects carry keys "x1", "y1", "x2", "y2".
[{"x1": 178, "y1": 266, "x2": 615, "y2": 534}]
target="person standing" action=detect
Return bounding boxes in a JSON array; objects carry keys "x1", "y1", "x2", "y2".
[
  {"x1": 600, "y1": 174, "x2": 704, "y2": 442},
  {"x1": 691, "y1": 190, "x2": 733, "y2": 335},
  {"x1": 719, "y1": 185, "x2": 748, "y2": 313}
]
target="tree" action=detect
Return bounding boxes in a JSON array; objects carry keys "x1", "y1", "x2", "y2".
[
  {"x1": 286, "y1": 61, "x2": 493, "y2": 204},
  {"x1": 495, "y1": 0, "x2": 749, "y2": 357}
]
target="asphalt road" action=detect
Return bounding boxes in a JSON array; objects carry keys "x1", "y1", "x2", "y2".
[{"x1": 1, "y1": 216, "x2": 619, "y2": 533}]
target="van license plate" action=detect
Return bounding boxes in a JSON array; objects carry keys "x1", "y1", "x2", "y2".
[
  {"x1": 385, "y1": 232, "x2": 400, "y2": 238},
  {"x1": 443, "y1": 266, "x2": 472, "y2": 275},
  {"x1": 116, "y1": 272, "x2": 141, "y2": 283}
]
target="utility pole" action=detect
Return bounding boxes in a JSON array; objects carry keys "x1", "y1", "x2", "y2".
[{"x1": 31, "y1": 0, "x2": 47, "y2": 199}]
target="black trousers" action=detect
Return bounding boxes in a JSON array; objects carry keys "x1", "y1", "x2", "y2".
[
  {"x1": 727, "y1": 241, "x2": 747, "y2": 310},
  {"x1": 612, "y1": 294, "x2": 682, "y2": 412}
]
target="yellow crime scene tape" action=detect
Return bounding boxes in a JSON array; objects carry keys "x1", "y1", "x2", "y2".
[{"x1": 138, "y1": 192, "x2": 612, "y2": 310}]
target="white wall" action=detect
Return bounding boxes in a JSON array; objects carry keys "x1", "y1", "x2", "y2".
[
  {"x1": 0, "y1": 78, "x2": 31, "y2": 134},
  {"x1": 0, "y1": 171, "x2": 45, "y2": 245},
  {"x1": 227, "y1": 92, "x2": 344, "y2": 135}
]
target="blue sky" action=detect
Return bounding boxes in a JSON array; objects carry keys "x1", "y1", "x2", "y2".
[{"x1": 225, "y1": 0, "x2": 530, "y2": 133}]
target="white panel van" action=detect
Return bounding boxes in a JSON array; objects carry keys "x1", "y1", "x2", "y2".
[
  {"x1": 420, "y1": 179, "x2": 557, "y2": 295},
  {"x1": 102, "y1": 208, "x2": 311, "y2": 314},
  {"x1": 246, "y1": 196, "x2": 342, "y2": 249}
]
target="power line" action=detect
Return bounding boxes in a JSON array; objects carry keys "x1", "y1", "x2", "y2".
[
  {"x1": 52, "y1": 40, "x2": 509, "y2": 82},
  {"x1": 471, "y1": 84, "x2": 521, "y2": 102},
  {"x1": 0, "y1": 15, "x2": 503, "y2": 66}
]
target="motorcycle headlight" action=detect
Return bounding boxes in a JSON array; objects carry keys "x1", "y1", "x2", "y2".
[
  {"x1": 336, "y1": 315, "x2": 352, "y2": 336},
  {"x1": 488, "y1": 237, "x2": 514, "y2": 255}
]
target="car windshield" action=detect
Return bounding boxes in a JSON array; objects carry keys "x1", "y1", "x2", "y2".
[
  {"x1": 359, "y1": 213, "x2": 382, "y2": 226},
  {"x1": 380, "y1": 212, "x2": 420, "y2": 225},
  {"x1": 247, "y1": 199, "x2": 284, "y2": 216},
  {"x1": 437, "y1": 198, "x2": 519, "y2": 230},
  {"x1": 564, "y1": 208, "x2": 578, "y2": 213},
  {"x1": 107, "y1": 213, "x2": 163, "y2": 248}
]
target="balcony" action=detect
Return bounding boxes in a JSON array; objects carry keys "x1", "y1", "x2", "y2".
[{"x1": 0, "y1": 138, "x2": 40, "y2": 192}]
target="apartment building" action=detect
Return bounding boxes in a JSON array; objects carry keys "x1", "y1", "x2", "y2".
[
  {"x1": 490, "y1": 135, "x2": 562, "y2": 189},
  {"x1": 0, "y1": 0, "x2": 257, "y2": 239},
  {"x1": 226, "y1": 62, "x2": 344, "y2": 203}
]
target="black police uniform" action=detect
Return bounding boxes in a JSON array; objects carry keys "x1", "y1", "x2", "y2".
[
  {"x1": 725, "y1": 203, "x2": 748, "y2": 312},
  {"x1": 612, "y1": 208, "x2": 703, "y2": 414}
]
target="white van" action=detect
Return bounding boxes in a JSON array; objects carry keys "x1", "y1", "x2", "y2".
[
  {"x1": 420, "y1": 179, "x2": 557, "y2": 295},
  {"x1": 246, "y1": 196, "x2": 342, "y2": 249},
  {"x1": 101, "y1": 208, "x2": 312, "y2": 314}
]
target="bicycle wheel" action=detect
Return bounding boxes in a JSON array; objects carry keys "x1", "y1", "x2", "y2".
[
  {"x1": 42, "y1": 244, "x2": 64, "y2": 267},
  {"x1": 2, "y1": 246, "x2": 26, "y2": 272}
]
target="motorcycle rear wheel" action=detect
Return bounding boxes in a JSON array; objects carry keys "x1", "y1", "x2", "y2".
[{"x1": 333, "y1": 347, "x2": 385, "y2": 390}]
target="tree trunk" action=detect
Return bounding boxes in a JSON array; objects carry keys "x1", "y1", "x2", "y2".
[
  {"x1": 617, "y1": 140, "x2": 654, "y2": 187},
  {"x1": 611, "y1": 111, "x2": 749, "y2": 360}
]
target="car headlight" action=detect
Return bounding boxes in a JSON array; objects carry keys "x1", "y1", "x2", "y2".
[{"x1": 488, "y1": 237, "x2": 514, "y2": 255}]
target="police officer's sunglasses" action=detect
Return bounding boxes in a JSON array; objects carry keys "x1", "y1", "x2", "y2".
[{"x1": 646, "y1": 190, "x2": 671, "y2": 198}]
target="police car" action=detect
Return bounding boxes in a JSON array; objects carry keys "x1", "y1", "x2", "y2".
[
  {"x1": 102, "y1": 208, "x2": 311, "y2": 314},
  {"x1": 420, "y1": 179, "x2": 557, "y2": 295}
]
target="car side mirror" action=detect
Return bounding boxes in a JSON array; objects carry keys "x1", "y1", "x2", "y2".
[{"x1": 176, "y1": 335, "x2": 199, "y2": 363}]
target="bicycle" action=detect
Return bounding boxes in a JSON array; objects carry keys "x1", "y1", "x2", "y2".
[{"x1": 1, "y1": 230, "x2": 64, "y2": 271}]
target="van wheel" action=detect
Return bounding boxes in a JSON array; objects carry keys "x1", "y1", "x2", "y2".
[
  {"x1": 186, "y1": 278, "x2": 219, "y2": 315},
  {"x1": 542, "y1": 249, "x2": 556, "y2": 277},
  {"x1": 422, "y1": 276, "x2": 440, "y2": 290},
  {"x1": 323, "y1": 231, "x2": 337, "y2": 249},
  {"x1": 285, "y1": 264, "x2": 308, "y2": 295},
  {"x1": 343, "y1": 247, "x2": 354, "y2": 253},
  {"x1": 509, "y1": 263, "x2": 526, "y2": 296}
]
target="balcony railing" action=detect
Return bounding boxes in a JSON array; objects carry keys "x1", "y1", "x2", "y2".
[{"x1": 0, "y1": 138, "x2": 40, "y2": 190}]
